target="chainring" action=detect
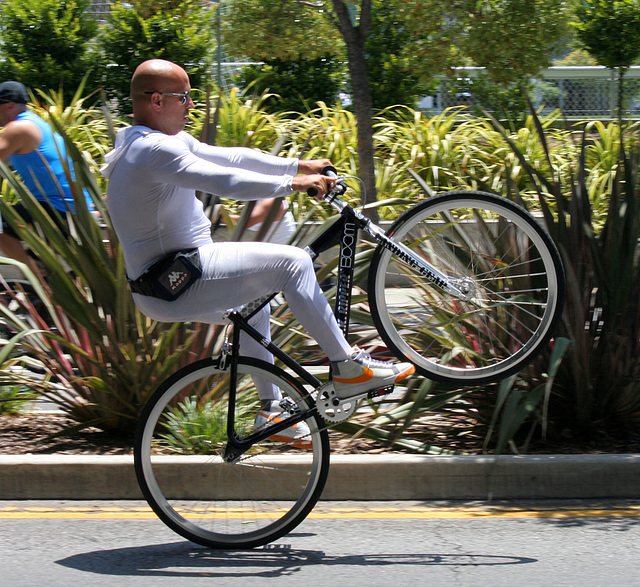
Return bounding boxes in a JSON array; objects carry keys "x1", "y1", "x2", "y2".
[{"x1": 315, "y1": 382, "x2": 360, "y2": 423}]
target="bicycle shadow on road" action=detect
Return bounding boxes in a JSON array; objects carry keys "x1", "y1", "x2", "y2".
[{"x1": 55, "y1": 541, "x2": 537, "y2": 579}]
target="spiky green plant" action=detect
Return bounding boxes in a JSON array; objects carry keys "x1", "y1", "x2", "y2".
[
  {"x1": 29, "y1": 76, "x2": 126, "y2": 184},
  {"x1": 158, "y1": 394, "x2": 257, "y2": 455},
  {"x1": 0, "y1": 330, "x2": 42, "y2": 415},
  {"x1": 0, "y1": 116, "x2": 225, "y2": 434},
  {"x1": 490, "y1": 104, "x2": 640, "y2": 440}
]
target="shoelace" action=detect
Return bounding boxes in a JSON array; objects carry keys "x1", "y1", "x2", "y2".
[{"x1": 348, "y1": 347, "x2": 392, "y2": 369}]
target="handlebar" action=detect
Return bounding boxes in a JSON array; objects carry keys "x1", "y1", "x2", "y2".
[
  {"x1": 307, "y1": 165, "x2": 347, "y2": 201},
  {"x1": 305, "y1": 167, "x2": 387, "y2": 240}
]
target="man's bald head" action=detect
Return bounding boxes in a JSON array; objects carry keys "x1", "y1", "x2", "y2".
[
  {"x1": 131, "y1": 59, "x2": 188, "y2": 100},
  {"x1": 130, "y1": 59, "x2": 192, "y2": 134}
]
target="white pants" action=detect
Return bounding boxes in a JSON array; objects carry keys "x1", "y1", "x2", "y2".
[{"x1": 133, "y1": 241, "x2": 352, "y2": 400}]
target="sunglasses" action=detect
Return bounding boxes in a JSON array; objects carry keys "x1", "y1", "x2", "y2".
[{"x1": 144, "y1": 91, "x2": 191, "y2": 105}]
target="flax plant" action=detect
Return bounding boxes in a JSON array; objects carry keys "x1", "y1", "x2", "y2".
[
  {"x1": 190, "y1": 85, "x2": 285, "y2": 150},
  {"x1": 6, "y1": 88, "x2": 638, "y2": 450},
  {"x1": 490, "y1": 106, "x2": 640, "y2": 439},
  {"x1": 29, "y1": 77, "x2": 126, "y2": 187},
  {"x1": 0, "y1": 116, "x2": 224, "y2": 434}
]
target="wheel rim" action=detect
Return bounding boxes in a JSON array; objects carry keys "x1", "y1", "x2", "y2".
[
  {"x1": 371, "y1": 195, "x2": 563, "y2": 383},
  {"x1": 135, "y1": 359, "x2": 328, "y2": 548}
]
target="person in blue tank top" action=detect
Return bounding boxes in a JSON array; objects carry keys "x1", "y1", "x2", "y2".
[{"x1": 0, "y1": 80, "x2": 94, "y2": 275}]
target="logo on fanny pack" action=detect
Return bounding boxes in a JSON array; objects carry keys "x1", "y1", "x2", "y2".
[{"x1": 168, "y1": 270, "x2": 187, "y2": 290}]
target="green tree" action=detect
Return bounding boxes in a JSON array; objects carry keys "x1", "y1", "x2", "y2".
[
  {"x1": 224, "y1": 0, "x2": 574, "y2": 207},
  {"x1": 456, "y1": 0, "x2": 573, "y2": 84},
  {"x1": 0, "y1": 0, "x2": 99, "y2": 101},
  {"x1": 364, "y1": 2, "x2": 432, "y2": 110},
  {"x1": 573, "y1": 0, "x2": 640, "y2": 118},
  {"x1": 234, "y1": 56, "x2": 346, "y2": 115},
  {"x1": 399, "y1": 0, "x2": 574, "y2": 119},
  {"x1": 224, "y1": 0, "x2": 388, "y2": 213},
  {"x1": 98, "y1": 0, "x2": 217, "y2": 113}
]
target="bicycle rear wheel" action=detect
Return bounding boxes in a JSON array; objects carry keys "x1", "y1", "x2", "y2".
[
  {"x1": 369, "y1": 191, "x2": 565, "y2": 384},
  {"x1": 134, "y1": 356, "x2": 329, "y2": 549}
]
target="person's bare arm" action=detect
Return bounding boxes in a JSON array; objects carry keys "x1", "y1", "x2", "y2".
[
  {"x1": 297, "y1": 158, "x2": 332, "y2": 175},
  {"x1": 0, "y1": 120, "x2": 42, "y2": 162},
  {"x1": 230, "y1": 197, "x2": 286, "y2": 228}
]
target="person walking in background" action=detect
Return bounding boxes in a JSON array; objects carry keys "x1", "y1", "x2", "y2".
[{"x1": 0, "y1": 80, "x2": 95, "y2": 277}]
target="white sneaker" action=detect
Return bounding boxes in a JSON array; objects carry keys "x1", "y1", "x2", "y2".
[
  {"x1": 331, "y1": 346, "x2": 415, "y2": 399},
  {"x1": 253, "y1": 400, "x2": 312, "y2": 449}
]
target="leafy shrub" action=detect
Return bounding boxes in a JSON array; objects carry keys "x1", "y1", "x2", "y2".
[
  {"x1": 3, "y1": 91, "x2": 640, "y2": 452},
  {"x1": 0, "y1": 385, "x2": 35, "y2": 416},
  {"x1": 98, "y1": 0, "x2": 217, "y2": 114},
  {"x1": 234, "y1": 56, "x2": 344, "y2": 115},
  {"x1": 159, "y1": 394, "x2": 256, "y2": 455},
  {"x1": 491, "y1": 107, "x2": 640, "y2": 441},
  {"x1": 0, "y1": 0, "x2": 100, "y2": 101},
  {"x1": 0, "y1": 332, "x2": 41, "y2": 415}
]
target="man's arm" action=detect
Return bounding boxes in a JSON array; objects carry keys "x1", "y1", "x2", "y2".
[{"x1": 0, "y1": 120, "x2": 42, "y2": 162}]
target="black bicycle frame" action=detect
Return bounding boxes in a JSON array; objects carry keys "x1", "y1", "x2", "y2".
[
  {"x1": 220, "y1": 207, "x2": 369, "y2": 460},
  {"x1": 220, "y1": 312, "x2": 322, "y2": 461},
  {"x1": 304, "y1": 212, "x2": 361, "y2": 337},
  {"x1": 220, "y1": 192, "x2": 462, "y2": 460}
]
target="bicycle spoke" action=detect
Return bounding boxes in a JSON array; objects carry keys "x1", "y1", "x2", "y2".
[{"x1": 135, "y1": 357, "x2": 329, "y2": 549}]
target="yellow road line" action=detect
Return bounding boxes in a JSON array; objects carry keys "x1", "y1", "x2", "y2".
[{"x1": 0, "y1": 505, "x2": 639, "y2": 520}]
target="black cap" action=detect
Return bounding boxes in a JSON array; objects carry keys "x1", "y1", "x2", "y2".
[{"x1": 0, "y1": 81, "x2": 29, "y2": 104}]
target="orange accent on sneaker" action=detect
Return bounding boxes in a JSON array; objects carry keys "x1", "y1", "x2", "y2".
[
  {"x1": 267, "y1": 433, "x2": 312, "y2": 449},
  {"x1": 332, "y1": 367, "x2": 374, "y2": 384},
  {"x1": 256, "y1": 411, "x2": 312, "y2": 449},
  {"x1": 395, "y1": 365, "x2": 416, "y2": 382}
]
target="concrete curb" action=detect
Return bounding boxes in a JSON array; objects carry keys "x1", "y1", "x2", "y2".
[{"x1": 1, "y1": 453, "x2": 640, "y2": 500}]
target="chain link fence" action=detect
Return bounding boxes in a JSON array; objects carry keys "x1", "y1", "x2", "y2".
[
  {"x1": 428, "y1": 66, "x2": 640, "y2": 117},
  {"x1": 88, "y1": 0, "x2": 111, "y2": 22}
]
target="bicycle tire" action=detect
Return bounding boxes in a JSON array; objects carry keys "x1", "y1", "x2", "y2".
[
  {"x1": 134, "y1": 356, "x2": 330, "y2": 549},
  {"x1": 368, "y1": 191, "x2": 565, "y2": 384}
]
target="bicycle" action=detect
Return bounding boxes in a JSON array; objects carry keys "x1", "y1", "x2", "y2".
[{"x1": 134, "y1": 167, "x2": 565, "y2": 549}]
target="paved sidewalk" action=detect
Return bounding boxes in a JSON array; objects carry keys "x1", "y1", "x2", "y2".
[{"x1": 1, "y1": 453, "x2": 639, "y2": 500}]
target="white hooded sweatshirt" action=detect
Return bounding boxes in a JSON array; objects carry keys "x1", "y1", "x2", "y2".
[{"x1": 101, "y1": 126, "x2": 299, "y2": 279}]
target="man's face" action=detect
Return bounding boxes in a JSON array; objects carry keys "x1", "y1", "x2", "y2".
[{"x1": 156, "y1": 84, "x2": 194, "y2": 135}]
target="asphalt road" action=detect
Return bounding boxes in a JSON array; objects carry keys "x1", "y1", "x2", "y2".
[{"x1": 1, "y1": 499, "x2": 639, "y2": 586}]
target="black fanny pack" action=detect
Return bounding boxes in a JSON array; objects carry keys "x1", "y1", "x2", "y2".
[{"x1": 128, "y1": 249, "x2": 202, "y2": 301}]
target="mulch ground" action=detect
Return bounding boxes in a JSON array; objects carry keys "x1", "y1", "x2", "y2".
[
  {"x1": 2, "y1": 413, "x2": 640, "y2": 456},
  {"x1": 0, "y1": 414, "x2": 134, "y2": 455},
  {"x1": 0, "y1": 414, "x2": 388, "y2": 456}
]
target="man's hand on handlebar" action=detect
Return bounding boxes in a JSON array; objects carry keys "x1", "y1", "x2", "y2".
[
  {"x1": 292, "y1": 173, "x2": 336, "y2": 199},
  {"x1": 293, "y1": 159, "x2": 335, "y2": 199}
]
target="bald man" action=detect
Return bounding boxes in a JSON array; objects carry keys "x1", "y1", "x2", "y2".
[{"x1": 102, "y1": 60, "x2": 413, "y2": 440}]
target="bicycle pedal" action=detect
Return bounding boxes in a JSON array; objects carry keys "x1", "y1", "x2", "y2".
[
  {"x1": 278, "y1": 397, "x2": 301, "y2": 416},
  {"x1": 367, "y1": 385, "x2": 394, "y2": 399}
]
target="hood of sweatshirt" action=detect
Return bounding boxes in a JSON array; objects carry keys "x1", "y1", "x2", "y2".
[{"x1": 100, "y1": 126, "x2": 151, "y2": 179}]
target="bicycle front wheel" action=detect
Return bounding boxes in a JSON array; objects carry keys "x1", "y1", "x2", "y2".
[
  {"x1": 369, "y1": 191, "x2": 565, "y2": 384},
  {"x1": 134, "y1": 357, "x2": 330, "y2": 549}
]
